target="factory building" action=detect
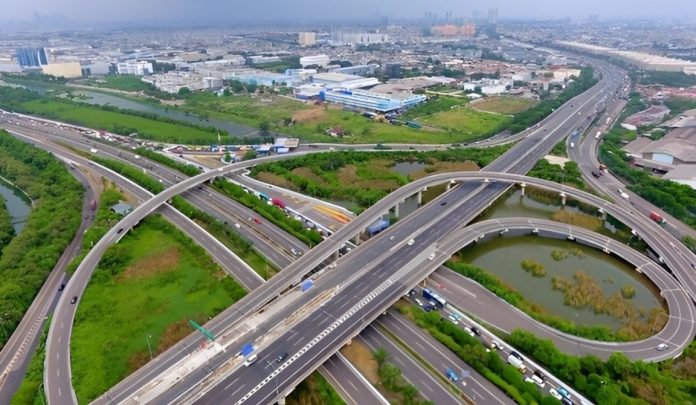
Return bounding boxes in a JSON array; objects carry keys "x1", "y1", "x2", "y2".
[
  {"x1": 331, "y1": 32, "x2": 389, "y2": 46},
  {"x1": 330, "y1": 64, "x2": 380, "y2": 76},
  {"x1": 16, "y1": 47, "x2": 48, "y2": 67},
  {"x1": 117, "y1": 60, "x2": 153, "y2": 75},
  {"x1": 312, "y1": 72, "x2": 379, "y2": 89},
  {"x1": 41, "y1": 62, "x2": 82, "y2": 78},
  {"x1": 300, "y1": 55, "x2": 330, "y2": 68},
  {"x1": 320, "y1": 89, "x2": 426, "y2": 112}
]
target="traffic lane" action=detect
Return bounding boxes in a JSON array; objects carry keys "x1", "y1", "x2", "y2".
[
  {"x1": 321, "y1": 354, "x2": 388, "y2": 405},
  {"x1": 358, "y1": 326, "x2": 465, "y2": 405},
  {"x1": 378, "y1": 312, "x2": 515, "y2": 405}
]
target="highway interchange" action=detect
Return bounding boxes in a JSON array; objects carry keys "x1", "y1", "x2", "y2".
[{"x1": 0, "y1": 53, "x2": 694, "y2": 405}]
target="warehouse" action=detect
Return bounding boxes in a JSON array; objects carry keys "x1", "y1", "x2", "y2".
[
  {"x1": 311, "y1": 72, "x2": 379, "y2": 89},
  {"x1": 320, "y1": 89, "x2": 426, "y2": 112}
]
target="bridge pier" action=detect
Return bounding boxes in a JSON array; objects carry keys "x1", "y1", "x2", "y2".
[
  {"x1": 598, "y1": 208, "x2": 607, "y2": 220},
  {"x1": 418, "y1": 189, "x2": 423, "y2": 206},
  {"x1": 559, "y1": 192, "x2": 567, "y2": 206},
  {"x1": 520, "y1": 182, "x2": 526, "y2": 196}
]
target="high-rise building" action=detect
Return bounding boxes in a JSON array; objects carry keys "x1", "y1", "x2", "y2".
[
  {"x1": 298, "y1": 32, "x2": 316, "y2": 47},
  {"x1": 16, "y1": 47, "x2": 48, "y2": 67},
  {"x1": 488, "y1": 8, "x2": 499, "y2": 25},
  {"x1": 384, "y1": 63, "x2": 402, "y2": 79}
]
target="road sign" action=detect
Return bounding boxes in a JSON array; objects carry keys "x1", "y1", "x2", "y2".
[{"x1": 189, "y1": 319, "x2": 215, "y2": 342}]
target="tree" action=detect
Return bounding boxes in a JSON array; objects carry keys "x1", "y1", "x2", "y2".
[
  {"x1": 223, "y1": 152, "x2": 232, "y2": 163},
  {"x1": 258, "y1": 120, "x2": 270, "y2": 134},
  {"x1": 372, "y1": 347, "x2": 389, "y2": 368},
  {"x1": 401, "y1": 384, "x2": 419, "y2": 404},
  {"x1": 244, "y1": 149, "x2": 257, "y2": 160},
  {"x1": 379, "y1": 363, "x2": 402, "y2": 390},
  {"x1": 178, "y1": 87, "x2": 191, "y2": 96}
]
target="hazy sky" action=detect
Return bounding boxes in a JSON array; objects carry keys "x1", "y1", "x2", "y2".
[{"x1": 1, "y1": 0, "x2": 693, "y2": 24}]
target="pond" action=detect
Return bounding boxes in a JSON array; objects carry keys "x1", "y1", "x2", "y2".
[{"x1": 0, "y1": 178, "x2": 32, "y2": 234}]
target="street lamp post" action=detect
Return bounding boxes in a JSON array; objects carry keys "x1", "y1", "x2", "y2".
[{"x1": 146, "y1": 332, "x2": 153, "y2": 360}]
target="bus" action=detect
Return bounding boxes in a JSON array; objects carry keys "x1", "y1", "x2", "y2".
[{"x1": 422, "y1": 288, "x2": 447, "y2": 308}]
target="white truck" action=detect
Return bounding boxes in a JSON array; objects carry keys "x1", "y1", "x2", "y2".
[{"x1": 507, "y1": 352, "x2": 527, "y2": 372}]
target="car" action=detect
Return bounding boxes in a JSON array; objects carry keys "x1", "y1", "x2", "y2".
[
  {"x1": 549, "y1": 388, "x2": 563, "y2": 400},
  {"x1": 423, "y1": 305, "x2": 434, "y2": 312},
  {"x1": 234, "y1": 223, "x2": 241, "y2": 229},
  {"x1": 557, "y1": 386, "x2": 571, "y2": 399},
  {"x1": 591, "y1": 171, "x2": 601, "y2": 178},
  {"x1": 656, "y1": 343, "x2": 669, "y2": 351},
  {"x1": 276, "y1": 352, "x2": 288, "y2": 362},
  {"x1": 428, "y1": 253, "x2": 436, "y2": 260},
  {"x1": 414, "y1": 298, "x2": 424, "y2": 307},
  {"x1": 440, "y1": 201, "x2": 447, "y2": 206},
  {"x1": 116, "y1": 228, "x2": 124, "y2": 234},
  {"x1": 58, "y1": 284, "x2": 65, "y2": 292},
  {"x1": 70, "y1": 296, "x2": 78, "y2": 304},
  {"x1": 407, "y1": 238, "x2": 415, "y2": 246},
  {"x1": 470, "y1": 326, "x2": 481, "y2": 336},
  {"x1": 448, "y1": 314, "x2": 459, "y2": 325},
  {"x1": 530, "y1": 374, "x2": 545, "y2": 388},
  {"x1": 561, "y1": 398, "x2": 574, "y2": 405},
  {"x1": 533, "y1": 370, "x2": 545, "y2": 382},
  {"x1": 243, "y1": 354, "x2": 258, "y2": 367},
  {"x1": 509, "y1": 351, "x2": 523, "y2": 361},
  {"x1": 463, "y1": 327, "x2": 475, "y2": 337},
  {"x1": 490, "y1": 340, "x2": 503, "y2": 350},
  {"x1": 253, "y1": 217, "x2": 262, "y2": 224}
]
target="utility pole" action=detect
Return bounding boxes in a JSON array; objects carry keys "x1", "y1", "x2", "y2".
[{"x1": 146, "y1": 332, "x2": 153, "y2": 360}]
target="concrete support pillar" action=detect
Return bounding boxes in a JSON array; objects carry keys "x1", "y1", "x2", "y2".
[
  {"x1": 598, "y1": 208, "x2": 607, "y2": 220},
  {"x1": 333, "y1": 250, "x2": 339, "y2": 261},
  {"x1": 393, "y1": 201, "x2": 401, "y2": 218},
  {"x1": 352, "y1": 233, "x2": 361, "y2": 246},
  {"x1": 559, "y1": 192, "x2": 567, "y2": 206},
  {"x1": 520, "y1": 182, "x2": 526, "y2": 196},
  {"x1": 417, "y1": 190, "x2": 423, "y2": 206}
]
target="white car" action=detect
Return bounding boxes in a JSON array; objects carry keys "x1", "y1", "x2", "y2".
[
  {"x1": 407, "y1": 239, "x2": 415, "y2": 246},
  {"x1": 243, "y1": 354, "x2": 257, "y2": 367},
  {"x1": 448, "y1": 314, "x2": 459, "y2": 325},
  {"x1": 531, "y1": 374, "x2": 545, "y2": 388},
  {"x1": 463, "y1": 327, "x2": 475, "y2": 337},
  {"x1": 415, "y1": 298, "x2": 424, "y2": 307},
  {"x1": 549, "y1": 388, "x2": 562, "y2": 400},
  {"x1": 656, "y1": 343, "x2": 668, "y2": 351},
  {"x1": 428, "y1": 253, "x2": 436, "y2": 260},
  {"x1": 234, "y1": 223, "x2": 241, "y2": 229}
]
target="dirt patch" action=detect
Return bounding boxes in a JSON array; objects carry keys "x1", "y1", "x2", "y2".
[
  {"x1": 118, "y1": 247, "x2": 180, "y2": 281},
  {"x1": 410, "y1": 160, "x2": 480, "y2": 180},
  {"x1": 336, "y1": 164, "x2": 360, "y2": 184},
  {"x1": 160, "y1": 99, "x2": 186, "y2": 106},
  {"x1": 126, "y1": 319, "x2": 195, "y2": 372},
  {"x1": 340, "y1": 341, "x2": 379, "y2": 385},
  {"x1": 292, "y1": 106, "x2": 327, "y2": 123},
  {"x1": 188, "y1": 155, "x2": 224, "y2": 169},
  {"x1": 291, "y1": 167, "x2": 325, "y2": 184}
]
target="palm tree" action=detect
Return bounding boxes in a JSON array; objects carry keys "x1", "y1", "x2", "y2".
[
  {"x1": 372, "y1": 347, "x2": 389, "y2": 368},
  {"x1": 401, "y1": 384, "x2": 420, "y2": 405},
  {"x1": 379, "y1": 363, "x2": 402, "y2": 391}
]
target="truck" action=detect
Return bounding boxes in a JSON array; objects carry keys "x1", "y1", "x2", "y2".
[
  {"x1": 271, "y1": 197, "x2": 286, "y2": 209},
  {"x1": 650, "y1": 211, "x2": 666, "y2": 224},
  {"x1": 507, "y1": 353, "x2": 527, "y2": 372},
  {"x1": 595, "y1": 131, "x2": 602, "y2": 139},
  {"x1": 367, "y1": 218, "x2": 389, "y2": 236},
  {"x1": 570, "y1": 142, "x2": 575, "y2": 149},
  {"x1": 89, "y1": 200, "x2": 97, "y2": 211}
]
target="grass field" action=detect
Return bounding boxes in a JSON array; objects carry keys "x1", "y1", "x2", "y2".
[
  {"x1": 20, "y1": 99, "x2": 218, "y2": 144},
  {"x1": 471, "y1": 97, "x2": 537, "y2": 115},
  {"x1": 71, "y1": 216, "x2": 245, "y2": 403},
  {"x1": 90, "y1": 75, "x2": 154, "y2": 93},
  {"x1": 184, "y1": 93, "x2": 518, "y2": 144}
]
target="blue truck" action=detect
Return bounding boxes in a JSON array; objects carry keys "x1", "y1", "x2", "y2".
[{"x1": 367, "y1": 218, "x2": 389, "y2": 236}]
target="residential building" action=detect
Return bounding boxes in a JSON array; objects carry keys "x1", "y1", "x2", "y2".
[
  {"x1": 117, "y1": 60, "x2": 153, "y2": 75},
  {"x1": 431, "y1": 24, "x2": 476, "y2": 37},
  {"x1": 16, "y1": 47, "x2": 48, "y2": 67},
  {"x1": 298, "y1": 32, "x2": 316, "y2": 47}
]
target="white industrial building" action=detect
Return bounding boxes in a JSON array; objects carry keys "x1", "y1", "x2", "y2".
[
  {"x1": 117, "y1": 60, "x2": 153, "y2": 75},
  {"x1": 331, "y1": 32, "x2": 389, "y2": 46},
  {"x1": 300, "y1": 55, "x2": 330, "y2": 68},
  {"x1": 311, "y1": 72, "x2": 379, "y2": 89}
]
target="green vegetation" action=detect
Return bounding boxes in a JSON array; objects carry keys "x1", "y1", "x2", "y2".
[
  {"x1": 621, "y1": 285, "x2": 636, "y2": 299},
  {"x1": 639, "y1": 71, "x2": 696, "y2": 88},
  {"x1": 251, "y1": 147, "x2": 510, "y2": 211},
  {"x1": 90, "y1": 157, "x2": 276, "y2": 278},
  {"x1": 0, "y1": 86, "x2": 221, "y2": 144},
  {"x1": 551, "y1": 249, "x2": 569, "y2": 261},
  {"x1": 470, "y1": 97, "x2": 537, "y2": 115},
  {"x1": 599, "y1": 110, "x2": 696, "y2": 229},
  {"x1": 286, "y1": 372, "x2": 346, "y2": 405},
  {"x1": 0, "y1": 131, "x2": 82, "y2": 349},
  {"x1": 91, "y1": 75, "x2": 153, "y2": 92},
  {"x1": 71, "y1": 215, "x2": 246, "y2": 403},
  {"x1": 549, "y1": 140, "x2": 568, "y2": 157},
  {"x1": 507, "y1": 330, "x2": 696, "y2": 404},
  {"x1": 683, "y1": 235, "x2": 696, "y2": 254},
  {"x1": 251, "y1": 56, "x2": 301, "y2": 73},
  {"x1": 0, "y1": 197, "x2": 14, "y2": 251},
  {"x1": 551, "y1": 271, "x2": 666, "y2": 338},
  {"x1": 409, "y1": 307, "x2": 559, "y2": 405},
  {"x1": 664, "y1": 97, "x2": 696, "y2": 116},
  {"x1": 506, "y1": 67, "x2": 597, "y2": 134},
  {"x1": 10, "y1": 316, "x2": 50, "y2": 405},
  {"x1": 372, "y1": 349, "x2": 433, "y2": 405},
  {"x1": 528, "y1": 159, "x2": 587, "y2": 190},
  {"x1": 520, "y1": 259, "x2": 547, "y2": 277},
  {"x1": 447, "y1": 260, "x2": 647, "y2": 341}
]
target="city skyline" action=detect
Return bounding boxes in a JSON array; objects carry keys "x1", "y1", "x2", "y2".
[{"x1": 0, "y1": 0, "x2": 693, "y2": 28}]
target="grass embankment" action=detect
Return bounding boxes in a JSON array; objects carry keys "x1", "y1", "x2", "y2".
[
  {"x1": 406, "y1": 306, "x2": 558, "y2": 405},
  {"x1": 507, "y1": 330, "x2": 696, "y2": 404},
  {"x1": 446, "y1": 259, "x2": 664, "y2": 342},
  {"x1": 251, "y1": 147, "x2": 510, "y2": 211},
  {"x1": 471, "y1": 97, "x2": 537, "y2": 115},
  {"x1": 0, "y1": 196, "x2": 14, "y2": 251},
  {"x1": 286, "y1": 372, "x2": 346, "y2": 405},
  {"x1": 10, "y1": 317, "x2": 50, "y2": 405},
  {"x1": 0, "y1": 131, "x2": 82, "y2": 349},
  {"x1": 71, "y1": 215, "x2": 246, "y2": 403},
  {"x1": 90, "y1": 156, "x2": 278, "y2": 278}
]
